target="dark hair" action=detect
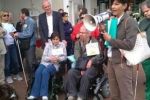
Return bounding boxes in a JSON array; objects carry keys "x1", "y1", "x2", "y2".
[
  {"x1": 79, "y1": 7, "x2": 88, "y2": 14},
  {"x1": 50, "y1": 32, "x2": 61, "y2": 40},
  {"x1": 21, "y1": 8, "x2": 29, "y2": 16},
  {"x1": 62, "y1": 12, "x2": 68, "y2": 17},
  {"x1": 140, "y1": 0, "x2": 150, "y2": 9},
  {"x1": 111, "y1": 0, "x2": 131, "y2": 11},
  {"x1": 0, "y1": 84, "x2": 18, "y2": 100},
  {"x1": 79, "y1": 12, "x2": 86, "y2": 20},
  {"x1": 58, "y1": 9, "x2": 64, "y2": 13}
]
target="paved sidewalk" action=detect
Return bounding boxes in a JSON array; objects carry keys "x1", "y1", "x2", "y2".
[{"x1": 10, "y1": 66, "x2": 145, "y2": 100}]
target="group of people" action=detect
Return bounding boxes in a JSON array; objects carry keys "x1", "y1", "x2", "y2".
[{"x1": 0, "y1": 0, "x2": 150, "y2": 100}]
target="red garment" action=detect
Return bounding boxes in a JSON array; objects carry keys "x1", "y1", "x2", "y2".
[{"x1": 71, "y1": 21, "x2": 100, "y2": 41}]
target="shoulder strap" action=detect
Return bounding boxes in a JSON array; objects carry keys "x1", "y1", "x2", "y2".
[{"x1": 125, "y1": 17, "x2": 142, "y2": 33}]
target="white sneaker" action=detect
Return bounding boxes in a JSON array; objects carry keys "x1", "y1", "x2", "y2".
[
  {"x1": 42, "y1": 96, "x2": 48, "y2": 100},
  {"x1": 6, "y1": 76, "x2": 13, "y2": 84},
  {"x1": 77, "y1": 97, "x2": 83, "y2": 100},
  {"x1": 13, "y1": 74, "x2": 23, "y2": 81},
  {"x1": 27, "y1": 95, "x2": 36, "y2": 99},
  {"x1": 68, "y1": 96, "x2": 75, "y2": 100}
]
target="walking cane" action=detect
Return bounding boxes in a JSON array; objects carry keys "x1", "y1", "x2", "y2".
[
  {"x1": 14, "y1": 38, "x2": 28, "y2": 87},
  {"x1": 133, "y1": 64, "x2": 140, "y2": 100}
]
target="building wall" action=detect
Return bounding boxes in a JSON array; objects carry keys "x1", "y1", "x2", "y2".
[
  {"x1": 0, "y1": 0, "x2": 5, "y2": 10},
  {"x1": 1, "y1": 0, "x2": 64, "y2": 24},
  {"x1": 0, "y1": 0, "x2": 97, "y2": 25}
]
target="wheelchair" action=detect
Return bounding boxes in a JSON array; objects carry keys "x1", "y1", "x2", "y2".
[
  {"x1": 90, "y1": 72, "x2": 110, "y2": 100},
  {"x1": 26, "y1": 60, "x2": 67, "y2": 100}
]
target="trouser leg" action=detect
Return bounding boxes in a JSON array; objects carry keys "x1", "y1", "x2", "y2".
[
  {"x1": 142, "y1": 59, "x2": 150, "y2": 100},
  {"x1": 78, "y1": 67, "x2": 98, "y2": 99},
  {"x1": 65, "y1": 69, "x2": 81, "y2": 97},
  {"x1": 40, "y1": 65, "x2": 56, "y2": 96},
  {"x1": 30, "y1": 64, "x2": 45, "y2": 96}
]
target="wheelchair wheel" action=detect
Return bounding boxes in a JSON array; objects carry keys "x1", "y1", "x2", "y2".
[
  {"x1": 49, "y1": 94, "x2": 58, "y2": 100},
  {"x1": 93, "y1": 94, "x2": 103, "y2": 100},
  {"x1": 101, "y1": 81, "x2": 110, "y2": 98}
]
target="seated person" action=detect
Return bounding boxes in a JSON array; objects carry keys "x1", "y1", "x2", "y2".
[
  {"x1": 64, "y1": 25, "x2": 103, "y2": 100},
  {"x1": 27, "y1": 33, "x2": 67, "y2": 100},
  {"x1": 0, "y1": 84, "x2": 18, "y2": 100}
]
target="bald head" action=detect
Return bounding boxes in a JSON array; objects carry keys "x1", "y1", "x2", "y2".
[{"x1": 79, "y1": 25, "x2": 91, "y2": 41}]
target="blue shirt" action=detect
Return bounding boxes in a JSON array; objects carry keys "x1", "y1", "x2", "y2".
[{"x1": 18, "y1": 17, "x2": 37, "y2": 46}]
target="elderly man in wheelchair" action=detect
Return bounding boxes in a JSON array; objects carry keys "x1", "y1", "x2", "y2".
[{"x1": 64, "y1": 25, "x2": 108, "y2": 100}]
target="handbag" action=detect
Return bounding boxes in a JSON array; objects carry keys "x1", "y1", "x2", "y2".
[{"x1": 120, "y1": 19, "x2": 150, "y2": 65}]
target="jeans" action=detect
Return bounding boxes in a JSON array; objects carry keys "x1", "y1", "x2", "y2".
[
  {"x1": 5, "y1": 44, "x2": 20, "y2": 77},
  {"x1": 30, "y1": 64, "x2": 56, "y2": 97}
]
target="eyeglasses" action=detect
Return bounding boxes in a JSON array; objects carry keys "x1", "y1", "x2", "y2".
[{"x1": 3, "y1": 14, "x2": 9, "y2": 17}]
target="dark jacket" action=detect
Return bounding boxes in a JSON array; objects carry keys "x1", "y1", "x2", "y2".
[
  {"x1": 139, "y1": 18, "x2": 150, "y2": 46},
  {"x1": 109, "y1": 13, "x2": 139, "y2": 64},
  {"x1": 63, "y1": 21, "x2": 73, "y2": 40},
  {"x1": 39, "y1": 11, "x2": 64, "y2": 47}
]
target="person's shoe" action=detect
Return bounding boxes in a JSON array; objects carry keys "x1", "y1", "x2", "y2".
[
  {"x1": 68, "y1": 96, "x2": 75, "y2": 100},
  {"x1": 42, "y1": 96, "x2": 48, "y2": 100},
  {"x1": 77, "y1": 96, "x2": 83, "y2": 100},
  {"x1": 27, "y1": 95, "x2": 36, "y2": 100},
  {"x1": 13, "y1": 74, "x2": 23, "y2": 81},
  {"x1": 6, "y1": 76, "x2": 13, "y2": 84}
]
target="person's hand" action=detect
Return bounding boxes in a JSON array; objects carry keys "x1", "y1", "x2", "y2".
[
  {"x1": 9, "y1": 32, "x2": 15, "y2": 37},
  {"x1": 76, "y1": 33, "x2": 80, "y2": 39},
  {"x1": 62, "y1": 40, "x2": 67, "y2": 46},
  {"x1": 50, "y1": 55, "x2": 59, "y2": 63},
  {"x1": 13, "y1": 32, "x2": 18, "y2": 38},
  {"x1": 99, "y1": 23, "x2": 106, "y2": 32},
  {"x1": 102, "y1": 32, "x2": 111, "y2": 41},
  {"x1": 81, "y1": 71, "x2": 85, "y2": 75},
  {"x1": 86, "y1": 60, "x2": 92, "y2": 69}
]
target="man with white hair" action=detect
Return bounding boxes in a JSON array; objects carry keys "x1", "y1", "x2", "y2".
[{"x1": 39, "y1": 0, "x2": 64, "y2": 48}]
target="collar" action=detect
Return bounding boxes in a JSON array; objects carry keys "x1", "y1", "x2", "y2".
[{"x1": 117, "y1": 13, "x2": 124, "y2": 25}]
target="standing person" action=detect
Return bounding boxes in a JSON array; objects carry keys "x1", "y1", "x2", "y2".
[
  {"x1": 58, "y1": 8, "x2": 64, "y2": 16},
  {"x1": 39, "y1": 0, "x2": 65, "y2": 49},
  {"x1": 14, "y1": 8, "x2": 37, "y2": 80},
  {"x1": 139, "y1": 1, "x2": 150, "y2": 99},
  {"x1": 62, "y1": 12, "x2": 73, "y2": 56},
  {"x1": 27, "y1": 33, "x2": 67, "y2": 100},
  {"x1": 101, "y1": 0, "x2": 139, "y2": 100},
  {"x1": 0, "y1": 22, "x2": 6, "y2": 85},
  {"x1": 0, "y1": 10, "x2": 22, "y2": 84}
]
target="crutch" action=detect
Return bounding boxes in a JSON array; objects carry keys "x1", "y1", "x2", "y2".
[
  {"x1": 134, "y1": 64, "x2": 140, "y2": 100},
  {"x1": 14, "y1": 38, "x2": 28, "y2": 87}
]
